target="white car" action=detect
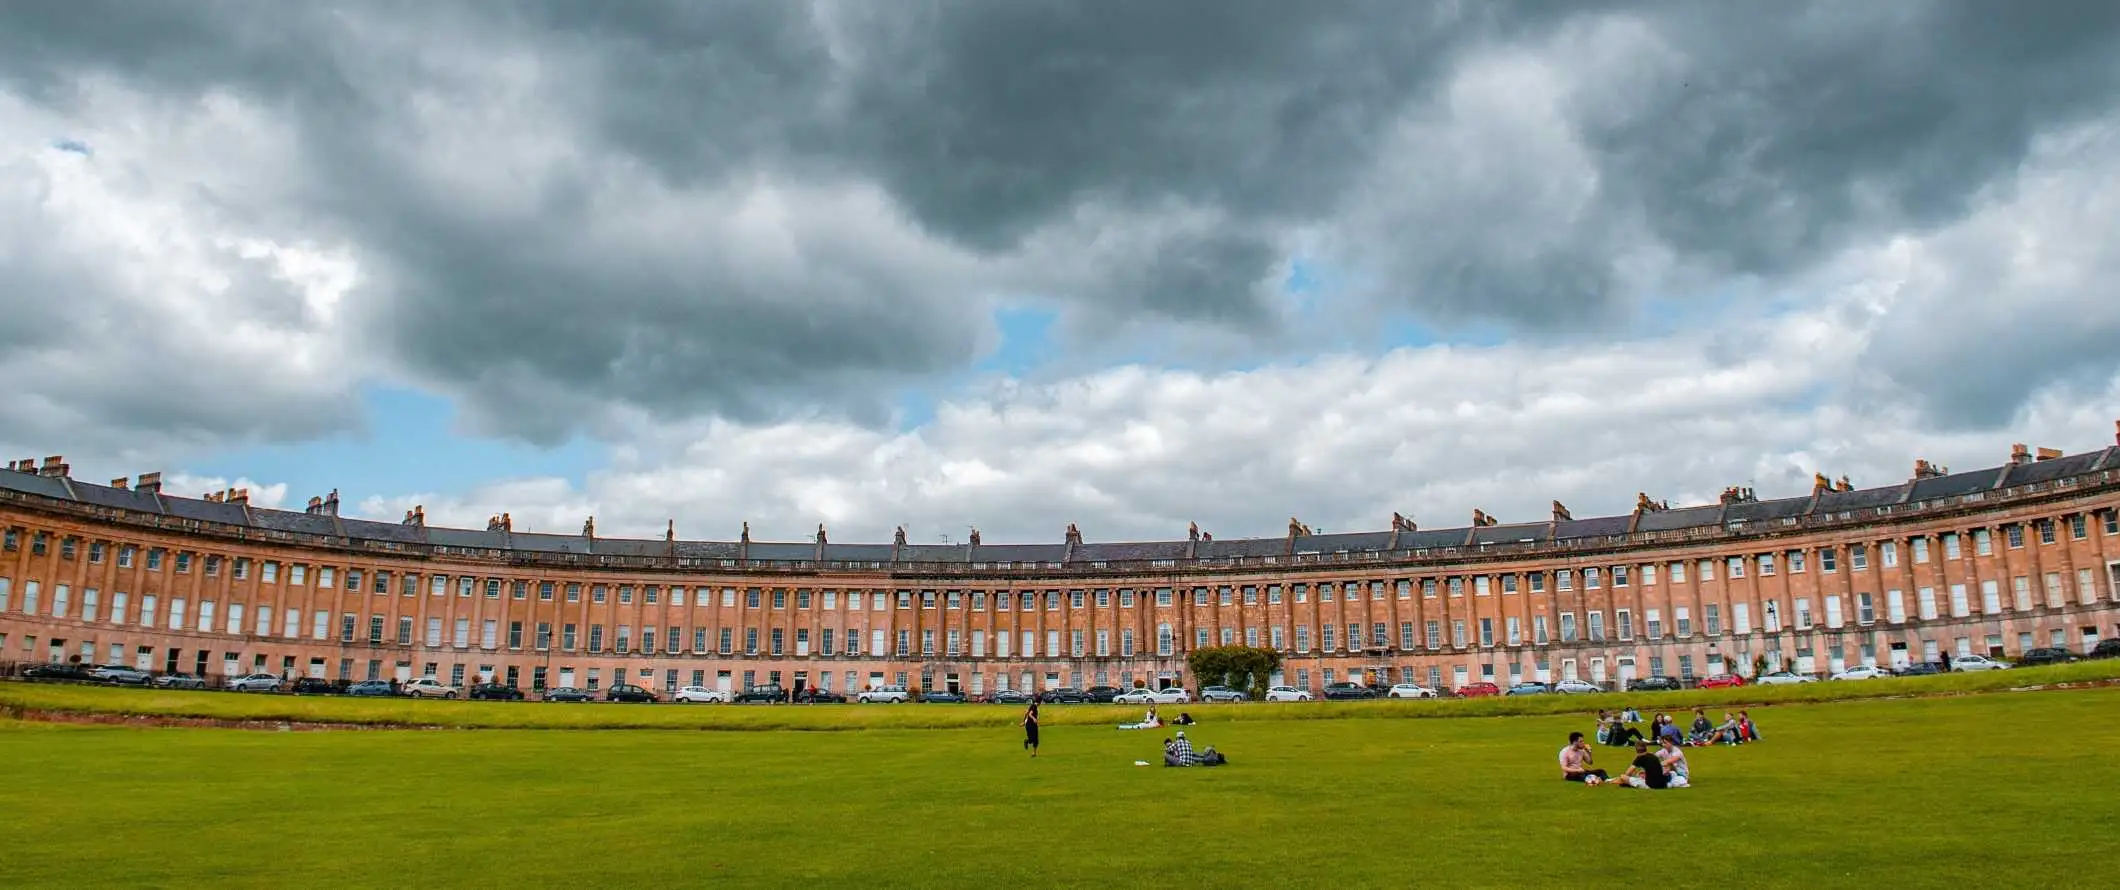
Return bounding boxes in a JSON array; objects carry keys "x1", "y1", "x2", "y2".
[
  {"x1": 673, "y1": 686, "x2": 729, "y2": 703},
  {"x1": 1387, "y1": 683, "x2": 1439, "y2": 699},
  {"x1": 402, "y1": 677, "x2": 461, "y2": 698},
  {"x1": 1830, "y1": 664, "x2": 1890, "y2": 681},
  {"x1": 1951, "y1": 654, "x2": 2010, "y2": 672},
  {"x1": 1113, "y1": 687, "x2": 1189, "y2": 705},
  {"x1": 1755, "y1": 671, "x2": 1814, "y2": 685},
  {"x1": 857, "y1": 685, "x2": 910, "y2": 703},
  {"x1": 1263, "y1": 685, "x2": 1313, "y2": 702},
  {"x1": 227, "y1": 672, "x2": 281, "y2": 692},
  {"x1": 1552, "y1": 679, "x2": 1601, "y2": 695}
]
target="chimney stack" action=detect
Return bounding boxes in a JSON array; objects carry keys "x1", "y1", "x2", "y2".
[
  {"x1": 135, "y1": 472, "x2": 162, "y2": 496},
  {"x1": 1912, "y1": 459, "x2": 1947, "y2": 479},
  {"x1": 311, "y1": 497, "x2": 328, "y2": 515},
  {"x1": 1551, "y1": 500, "x2": 1572, "y2": 523},
  {"x1": 319, "y1": 489, "x2": 339, "y2": 516},
  {"x1": 1812, "y1": 473, "x2": 1832, "y2": 495},
  {"x1": 39, "y1": 455, "x2": 69, "y2": 478},
  {"x1": 2010, "y1": 443, "x2": 2031, "y2": 465},
  {"x1": 2035, "y1": 447, "x2": 2062, "y2": 462},
  {"x1": 110, "y1": 477, "x2": 129, "y2": 490},
  {"x1": 224, "y1": 488, "x2": 249, "y2": 506}
]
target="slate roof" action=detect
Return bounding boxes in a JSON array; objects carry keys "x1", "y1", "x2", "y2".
[
  {"x1": 339, "y1": 517, "x2": 425, "y2": 544},
  {"x1": 0, "y1": 471, "x2": 74, "y2": 500},
  {"x1": 1909, "y1": 467, "x2": 2005, "y2": 501},
  {"x1": 973, "y1": 543, "x2": 1067, "y2": 563},
  {"x1": 820, "y1": 543, "x2": 895, "y2": 562},
  {"x1": 426, "y1": 527, "x2": 508, "y2": 549},
  {"x1": 744, "y1": 541, "x2": 815, "y2": 561},
  {"x1": 3, "y1": 442, "x2": 2115, "y2": 560},
  {"x1": 1553, "y1": 514, "x2": 1635, "y2": 538},
  {"x1": 1385, "y1": 528, "x2": 1452, "y2": 550},
  {"x1": 1813, "y1": 484, "x2": 1909, "y2": 512},
  {"x1": 68, "y1": 480, "x2": 165, "y2": 514},
  {"x1": 1470, "y1": 522, "x2": 1550, "y2": 546},
  {"x1": 1197, "y1": 537, "x2": 1285, "y2": 559},
  {"x1": 1297, "y1": 531, "x2": 1394, "y2": 553},
  {"x1": 2004, "y1": 450, "x2": 2106, "y2": 486},
  {"x1": 1073, "y1": 540, "x2": 1190, "y2": 562},
  {"x1": 1723, "y1": 496, "x2": 1812, "y2": 523},
  {"x1": 249, "y1": 508, "x2": 344, "y2": 536},
  {"x1": 1633, "y1": 504, "x2": 1723, "y2": 533}
]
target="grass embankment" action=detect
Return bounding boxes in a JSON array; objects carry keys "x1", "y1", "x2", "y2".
[
  {"x1": 3, "y1": 659, "x2": 2116, "y2": 731},
  {"x1": 3, "y1": 689, "x2": 2117, "y2": 888}
]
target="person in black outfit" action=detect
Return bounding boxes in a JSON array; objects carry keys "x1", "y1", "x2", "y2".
[
  {"x1": 1621, "y1": 741, "x2": 1669, "y2": 789},
  {"x1": 1021, "y1": 702, "x2": 1040, "y2": 757}
]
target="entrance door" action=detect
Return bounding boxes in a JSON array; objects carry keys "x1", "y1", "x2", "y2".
[
  {"x1": 1020, "y1": 671, "x2": 1034, "y2": 691},
  {"x1": 1589, "y1": 657, "x2": 1607, "y2": 684},
  {"x1": 1451, "y1": 665, "x2": 1469, "y2": 689},
  {"x1": 1561, "y1": 658, "x2": 1579, "y2": 682},
  {"x1": 1888, "y1": 642, "x2": 1910, "y2": 669},
  {"x1": 946, "y1": 673, "x2": 961, "y2": 693},
  {"x1": 792, "y1": 676, "x2": 807, "y2": 697},
  {"x1": 716, "y1": 671, "x2": 733, "y2": 693},
  {"x1": 395, "y1": 663, "x2": 413, "y2": 682},
  {"x1": 1617, "y1": 657, "x2": 1637, "y2": 684}
]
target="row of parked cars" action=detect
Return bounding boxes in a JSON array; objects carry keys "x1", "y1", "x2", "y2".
[{"x1": 15, "y1": 639, "x2": 2114, "y2": 703}]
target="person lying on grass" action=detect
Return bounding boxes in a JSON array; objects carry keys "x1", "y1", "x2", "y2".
[{"x1": 1120, "y1": 706, "x2": 1162, "y2": 730}]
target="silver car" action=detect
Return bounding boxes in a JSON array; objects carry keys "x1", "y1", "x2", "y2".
[
  {"x1": 91, "y1": 665, "x2": 154, "y2": 685},
  {"x1": 1199, "y1": 686, "x2": 1249, "y2": 703},
  {"x1": 153, "y1": 673, "x2": 207, "y2": 689},
  {"x1": 227, "y1": 672, "x2": 282, "y2": 692}
]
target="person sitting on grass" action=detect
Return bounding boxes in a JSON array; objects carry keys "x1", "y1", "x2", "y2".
[
  {"x1": 1165, "y1": 731, "x2": 1195, "y2": 767},
  {"x1": 1611, "y1": 741, "x2": 1672, "y2": 789},
  {"x1": 1172, "y1": 712, "x2": 1196, "y2": 726},
  {"x1": 1560, "y1": 732, "x2": 1609, "y2": 783},
  {"x1": 1687, "y1": 709, "x2": 1717, "y2": 746},
  {"x1": 1656, "y1": 714, "x2": 1684, "y2": 748},
  {"x1": 1656, "y1": 737, "x2": 1692, "y2": 788},
  {"x1": 1595, "y1": 710, "x2": 1614, "y2": 745},
  {"x1": 1608, "y1": 713, "x2": 1647, "y2": 747},
  {"x1": 1713, "y1": 711, "x2": 1745, "y2": 745},
  {"x1": 1738, "y1": 710, "x2": 1761, "y2": 742},
  {"x1": 1622, "y1": 706, "x2": 1643, "y2": 724},
  {"x1": 1120, "y1": 706, "x2": 1162, "y2": 730}
]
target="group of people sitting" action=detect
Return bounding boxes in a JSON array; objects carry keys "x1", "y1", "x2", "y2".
[
  {"x1": 1161, "y1": 730, "x2": 1227, "y2": 767},
  {"x1": 1561, "y1": 732, "x2": 1691, "y2": 789},
  {"x1": 1562, "y1": 706, "x2": 1764, "y2": 789},
  {"x1": 1597, "y1": 707, "x2": 1760, "y2": 748},
  {"x1": 1119, "y1": 706, "x2": 1196, "y2": 731}
]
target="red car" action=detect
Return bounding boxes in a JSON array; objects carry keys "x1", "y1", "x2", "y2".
[
  {"x1": 1696, "y1": 674, "x2": 1746, "y2": 689},
  {"x1": 1454, "y1": 681, "x2": 1501, "y2": 697}
]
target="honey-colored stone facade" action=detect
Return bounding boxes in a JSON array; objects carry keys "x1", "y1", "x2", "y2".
[{"x1": 4, "y1": 449, "x2": 2119, "y2": 697}]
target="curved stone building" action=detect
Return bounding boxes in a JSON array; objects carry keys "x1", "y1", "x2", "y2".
[{"x1": 4, "y1": 428, "x2": 2119, "y2": 698}]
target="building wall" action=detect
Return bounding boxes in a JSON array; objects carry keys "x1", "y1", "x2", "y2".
[{"x1": 4, "y1": 490, "x2": 2119, "y2": 695}]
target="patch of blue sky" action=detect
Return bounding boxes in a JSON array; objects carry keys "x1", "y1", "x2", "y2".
[{"x1": 191, "y1": 385, "x2": 605, "y2": 501}]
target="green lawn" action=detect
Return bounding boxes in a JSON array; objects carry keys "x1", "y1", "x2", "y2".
[
  {"x1": 5, "y1": 687, "x2": 2116, "y2": 888},
  {"x1": 6, "y1": 658, "x2": 2117, "y2": 730}
]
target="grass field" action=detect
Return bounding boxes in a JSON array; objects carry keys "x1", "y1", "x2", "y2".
[
  {"x1": 5, "y1": 658, "x2": 2117, "y2": 730},
  {"x1": 5, "y1": 682, "x2": 2118, "y2": 888}
]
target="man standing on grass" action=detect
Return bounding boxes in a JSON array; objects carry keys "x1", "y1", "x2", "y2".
[{"x1": 1021, "y1": 701, "x2": 1040, "y2": 757}]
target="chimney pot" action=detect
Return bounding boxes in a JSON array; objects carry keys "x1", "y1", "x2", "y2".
[
  {"x1": 111, "y1": 477, "x2": 129, "y2": 490},
  {"x1": 2035, "y1": 447, "x2": 2062, "y2": 461}
]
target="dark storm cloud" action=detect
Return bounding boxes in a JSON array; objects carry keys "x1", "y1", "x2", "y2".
[{"x1": 2, "y1": 0, "x2": 2118, "y2": 442}]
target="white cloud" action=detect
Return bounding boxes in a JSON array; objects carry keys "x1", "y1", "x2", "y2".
[{"x1": 347, "y1": 290, "x2": 2120, "y2": 546}]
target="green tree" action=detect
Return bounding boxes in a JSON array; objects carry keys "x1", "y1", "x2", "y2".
[{"x1": 1185, "y1": 646, "x2": 1285, "y2": 700}]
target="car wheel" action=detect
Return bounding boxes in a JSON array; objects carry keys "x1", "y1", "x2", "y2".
[{"x1": 444, "y1": 691, "x2": 457, "y2": 699}]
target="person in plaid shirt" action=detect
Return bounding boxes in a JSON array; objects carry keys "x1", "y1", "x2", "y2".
[{"x1": 1164, "y1": 731, "x2": 1194, "y2": 766}]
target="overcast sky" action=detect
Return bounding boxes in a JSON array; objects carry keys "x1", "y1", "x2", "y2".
[{"x1": 4, "y1": 1, "x2": 2119, "y2": 545}]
